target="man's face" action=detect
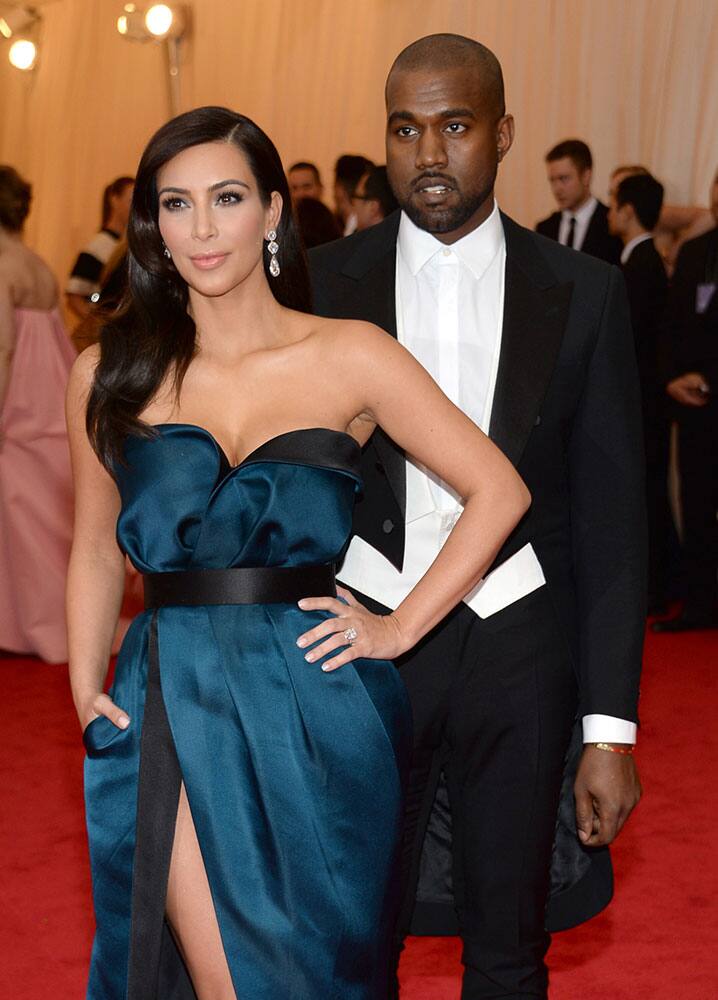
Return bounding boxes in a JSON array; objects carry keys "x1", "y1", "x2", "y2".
[
  {"x1": 607, "y1": 194, "x2": 630, "y2": 238},
  {"x1": 288, "y1": 168, "x2": 322, "y2": 204},
  {"x1": 385, "y1": 66, "x2": 513, "y2": 242},
  {"x1": 608, "y1": 169, "x2": 633, "y2": 200},
  {"x1": 710, "y1": 170, "x2": 718, "y2": 224},
  {"x1": 547, "y1": 157, "x2": 591, "y2": 212},
  {"x1": 352, "y1": 172, "x2": 382, "y2": 231}
]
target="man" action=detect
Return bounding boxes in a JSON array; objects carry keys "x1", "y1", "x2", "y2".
[
  {"x1": 66, "y1": 175, "x2": 134, "y2": 320},
  {"x1": 353, "y1": 165, "x2": 399, "y2": 231},
  {"x1": 653, "y1": 167, "x2": 718, "y2": 632},
  {"x1": 287, "y1": 161, "x2": 324, "y2": 204},
  {"x1": 608, "y1": 173, "x2": 673, "y2": 614},
  {"x1": 310, "y1": 34, "x2": 644, "y2": 1000},
  {"x1": 334, "y1": 153, "x2": 374, "y2": 235},
  {"x1": 536, "y1": 140, "x2": 622, "y2": 264}
]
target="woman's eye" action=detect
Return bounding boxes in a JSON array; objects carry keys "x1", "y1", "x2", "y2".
[
  {"x1": 216, "y1": 190, "x2": 243, "y2": 205},
  {"x1": 161, "y1": 197, "x2": 186, "y2": 211}
]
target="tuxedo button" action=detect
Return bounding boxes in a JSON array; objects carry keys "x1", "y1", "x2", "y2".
[
  {"x1": 382, "y1": 518, "x2": 395, "y2": 534},
  {"x1": 534, "y1": 415, "x2": 542, "y2": 426}
]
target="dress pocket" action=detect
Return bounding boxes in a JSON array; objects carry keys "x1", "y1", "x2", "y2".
[{"x1": 82, "y1": 715, "x2": 129, "y2": 756}]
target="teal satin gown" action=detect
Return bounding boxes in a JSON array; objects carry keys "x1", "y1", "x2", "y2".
[{"x1": 83, "y1": 425, "x2": 412, "y2": 1000}]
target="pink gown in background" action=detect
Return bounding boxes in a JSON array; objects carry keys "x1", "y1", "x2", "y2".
[{"x1": 0, "y1": 308, "x2": 75, "y2": 663}]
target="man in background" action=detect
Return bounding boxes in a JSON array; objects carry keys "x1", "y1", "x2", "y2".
[
  {"x1": 352, "y1": 165, "x2": 399, "y2": 231},
  {"x1": 609, "y1": 173, "x2": 673, "y2": 614},
  {"x1": 654, "y1": 167, "x2": 718, "y2": 632},
  {"x1": 288, "y1": 161, "x2": 325, "y2": 205},
  {"x1": 536, "y1": 139, "x2": 622, "y2": 263},
  {"x1": 65, "y1": 175, "x2": 133, "y2": 320},
  {"x1": 334, "y1": 153, "x2": 374, "y2": 235}
]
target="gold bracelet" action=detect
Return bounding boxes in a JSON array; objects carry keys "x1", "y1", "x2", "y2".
[{"x1": 592, "y1": 742, "x2": 635, "y2": 756}]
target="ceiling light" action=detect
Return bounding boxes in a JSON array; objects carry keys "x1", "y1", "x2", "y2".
[
  {"x1": 8, "y1": 37, "x2": 37, "y2": 70},
  {"x1": 145, "y1": 4, "x2": 173, "y2": 36}
]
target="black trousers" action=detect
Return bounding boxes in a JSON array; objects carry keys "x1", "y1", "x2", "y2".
[
  {"x1": 643, "y1": 401, "x2": 678, "y2": 605},
  {"x1": 677, "y1": 403, "x2": 718, "y2": 617},
  {"x1": 351, "y1": 584, "x2": 577, "y2": 1000}
]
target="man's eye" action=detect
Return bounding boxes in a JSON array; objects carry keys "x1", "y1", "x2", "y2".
[
  {"x1": 445, "y1": 123, "x2": 467, "y2": 134},
  {"x1": 396, "y1": 126, "x2": 418, "y2": 138}
]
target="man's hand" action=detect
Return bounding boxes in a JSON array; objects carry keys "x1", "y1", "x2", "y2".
[
  {"x1": 667, "y1": 372, "x2": 710, "y2": 406},
  {"x1": 574, "y1": 745, "x2": 642, "y2": 847}
]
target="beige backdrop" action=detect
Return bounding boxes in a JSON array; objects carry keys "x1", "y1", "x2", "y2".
[{"x1": 1, "y1": 0, "x2": 717, "y2": 292}]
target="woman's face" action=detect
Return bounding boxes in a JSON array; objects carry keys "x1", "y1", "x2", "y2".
[{"x1": 156, "y1": 141, "x2": 281, "y2": 298}]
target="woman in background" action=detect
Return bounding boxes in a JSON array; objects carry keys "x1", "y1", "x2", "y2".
[{"x1": 0, "y1": 166, "x2": 75, "y2": 663}]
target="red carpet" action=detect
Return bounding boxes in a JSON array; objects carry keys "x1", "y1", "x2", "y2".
[{"x1": 1, "y1": 624, "x2": 716, "y2": 998}]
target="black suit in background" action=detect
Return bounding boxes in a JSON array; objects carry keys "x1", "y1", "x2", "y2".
[
  {"x1": 664, "y1": 227, "x2": 718, "y2": 619},
  {"x1": 310, "y1": 212, "x2": 646, "y2": 999},
  {"x1": 621, "y1": 238, "x2": 674, "y2": 606},
  {"x1": 535, "y1": 199, "x2": 623, "y2": 265}
]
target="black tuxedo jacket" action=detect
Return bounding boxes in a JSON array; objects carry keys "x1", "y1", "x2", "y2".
[
  {"x1": 621, "y1": 238, "x2": 669, "y2": 416},
  {"x1": 309, "y1": 211, "x2": 647, "y2": 930},
  {"x1": 536, "y1": 199, "x2": 623, "y2": 265},
  {"x1": 664, "y1": 226, "x2": 718, "y2": 387}
]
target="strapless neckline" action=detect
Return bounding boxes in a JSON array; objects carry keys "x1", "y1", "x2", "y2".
[{"x1": 149, "y1": 423, "x2": 360, "y2": 472}]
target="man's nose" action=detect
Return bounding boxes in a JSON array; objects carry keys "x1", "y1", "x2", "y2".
[{"x1": 415, "y1": 129, "x2": 448, "y2": 171}]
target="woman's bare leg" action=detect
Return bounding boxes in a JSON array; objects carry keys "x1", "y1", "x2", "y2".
[{"x1": 165, "y1": 784, "x2": 236, "y2": 1000}]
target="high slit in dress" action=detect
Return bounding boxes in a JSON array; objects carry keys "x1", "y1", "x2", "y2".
[{"x1": 83, "y1": 424, "x2": 412, "y2": 1000}]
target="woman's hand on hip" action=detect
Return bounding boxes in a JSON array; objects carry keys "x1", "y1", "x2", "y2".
[{"x1": 296, "y1": 586, "x2": 407, "y2": 671}]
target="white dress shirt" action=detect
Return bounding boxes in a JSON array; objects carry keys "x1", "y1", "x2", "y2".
[
  {"x1": 621, "y1": 232, "x2": 654, "y2": 265},
  {"x1": 339, "y1": 203, "x2": 636, "y2": 745},
  {"x1": 558, "y1": 196, "x2": 598, "y2": 252}
]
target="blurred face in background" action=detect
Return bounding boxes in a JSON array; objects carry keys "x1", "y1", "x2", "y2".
[
  {"x1": 333, "y1": 180, "x2": 354, "y2": 224},
  {"x1": 352, "y1": 172, "x2": 382, "y2": 231},
  {"x1": 111, "y1": 182, "x2": 134, "y2": 232},
  {"x1": 607, "y1": 194, "x2": 631, "y2": 239},
  {"x1": 547, "y1": 156, "x2": 591, "y2": 212},
  {"x1": 288, "y1": 167, "x2": 322, "y2": 204}
]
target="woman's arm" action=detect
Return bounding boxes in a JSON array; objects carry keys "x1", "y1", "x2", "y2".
[
  {"x1": 66, "y1": 346, "x2": 128, "y2": 730},
  {"x1": 298, "y1": 323, "x2": 531, "y2": 669},
  {"x1": 0, "y1": 273, "x2": 16, "y2": 416}
]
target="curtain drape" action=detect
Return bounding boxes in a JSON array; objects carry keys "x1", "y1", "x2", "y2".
[{"x1": 1, "y1": 0, "x2": 717, "y2": 289}]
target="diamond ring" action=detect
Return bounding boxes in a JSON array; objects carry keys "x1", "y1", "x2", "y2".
[{"x1": 343, "y1": 626, "x2": 359, "y2": 645}]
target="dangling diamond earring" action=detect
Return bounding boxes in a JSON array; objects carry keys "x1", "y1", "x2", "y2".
[
  {"x1": 266, "y1": 230, "x2": 280, "y2": 277},
  {"x1": 163, "y1": 244, "x2": 171, "y2": 259}
]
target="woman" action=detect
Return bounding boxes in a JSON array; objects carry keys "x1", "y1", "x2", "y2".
[
  {"x1": 0, "y1": 165, "x2": 75, "y2": 663},
  {"x1": 66, "y1": 107, "x2": 530, "y2": 1000}
]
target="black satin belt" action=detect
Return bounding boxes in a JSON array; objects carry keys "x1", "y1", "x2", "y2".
[{"x1": 143, "y1": 564, "x2": 337, "y2": 609}]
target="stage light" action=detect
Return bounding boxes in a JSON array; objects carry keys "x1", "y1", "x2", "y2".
[
  {"x1": 0, "y1": 6, "x2": 36, "y2": 40},
  {"x1": 145, "y1": 4, "x2": 173, "y2": 36},
  {"x1": 8, "y1": 37, "x2": 37, "y2": 70},
  {"x1": 116, "y1": 4, "x2": 187, "y2": 41}
]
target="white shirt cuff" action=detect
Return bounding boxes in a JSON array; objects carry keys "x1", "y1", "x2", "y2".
[{"x1": 582, "y1": 714, "x2": 637, "y2": 745}]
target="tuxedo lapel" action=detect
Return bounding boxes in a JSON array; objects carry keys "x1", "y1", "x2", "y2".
[
  {"x1": 490, "y1": 216, "x2": 574, "y2": 465},
  {"x1": 341, "y1": 214, "x2": 406, "y2": 516}
]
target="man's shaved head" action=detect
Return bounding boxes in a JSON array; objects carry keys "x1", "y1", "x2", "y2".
[{"x1": 386, "y1": 33, "x2": 505, "y2": 119}]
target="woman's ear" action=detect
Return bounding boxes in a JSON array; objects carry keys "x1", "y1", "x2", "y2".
[{"x1": 267, "y1": 191, "x2": 283, "y2": 234}]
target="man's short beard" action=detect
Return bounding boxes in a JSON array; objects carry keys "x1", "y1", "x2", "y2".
[{"x1": 398, "y1": 184, "x2": 493, "y2": 235}]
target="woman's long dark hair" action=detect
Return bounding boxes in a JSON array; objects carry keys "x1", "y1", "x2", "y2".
[{"x1": 87, "y1": 106, "x2": 312, "y2": 468}]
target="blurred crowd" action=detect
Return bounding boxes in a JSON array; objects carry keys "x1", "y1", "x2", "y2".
[{"x1": 1, "y1": 135, "x2": 717, "y2": 661}]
